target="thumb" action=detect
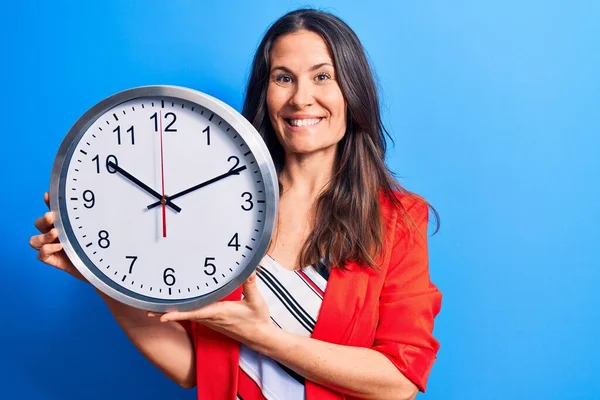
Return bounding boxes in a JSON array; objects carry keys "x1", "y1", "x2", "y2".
[{"x1": 242, "y1": 272, "x2": 260, "y2": 303}]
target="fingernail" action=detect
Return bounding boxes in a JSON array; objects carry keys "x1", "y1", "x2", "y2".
[{"x1": 147, "y1": 312, "x2": 156, "y2": 317}]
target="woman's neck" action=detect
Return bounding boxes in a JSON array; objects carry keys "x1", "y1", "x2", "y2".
[{"x1": 279, "y1": 147, "x2": 337, "y2": 199}]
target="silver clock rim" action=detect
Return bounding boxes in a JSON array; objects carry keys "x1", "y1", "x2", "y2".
[{"x1": 49, "y1": 85, "x2": 279, "y2": 312}]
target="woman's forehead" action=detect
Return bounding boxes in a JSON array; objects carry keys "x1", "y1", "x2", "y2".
[{"x1": 270, "y1": 30, "x2": 334, "y2": 69}]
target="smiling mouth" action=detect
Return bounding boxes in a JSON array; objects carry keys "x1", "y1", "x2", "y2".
[{"x1": 284, "y1": 117, "x2": 324, "y2": 128}]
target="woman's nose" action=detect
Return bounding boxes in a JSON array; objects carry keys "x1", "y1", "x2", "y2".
[{"x1": 288, "y1": 78, "x2": 314, "y2": 108}]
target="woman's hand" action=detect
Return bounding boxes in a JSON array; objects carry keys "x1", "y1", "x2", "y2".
[
  {"x1": 155, "y1": 272, "x2": 275, "y2": 351},
  {"x1": 29, "y1": 192, "x2": 88, "y2": 283}
]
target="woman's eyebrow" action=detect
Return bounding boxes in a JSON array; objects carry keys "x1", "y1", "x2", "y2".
[
  {"x1": 270, "y1": 62, "x2": 334, "y2": 74},
  {"x1": 309, "y1": 62, "x2": 333, "y2": 71},
  {"x1": 270, "y1": 65, "x2": 293, "y2": 74}
]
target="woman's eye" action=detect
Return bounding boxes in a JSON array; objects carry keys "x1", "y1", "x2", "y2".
[
  {"x1": 315, "y1": 72, "x2": 331, "y2": 81},
  {"x1": 275, "y1": 74, "x2": 292, "y2": 83}
]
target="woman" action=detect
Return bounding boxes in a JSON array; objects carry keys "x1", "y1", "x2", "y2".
[{"x1": 29, "y1": 8, "x2": 441, "y2": 400}]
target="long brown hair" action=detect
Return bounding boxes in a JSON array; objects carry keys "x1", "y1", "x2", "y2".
[{"x1": 242, "y1": 8, "x2": 439, "y2": 269}]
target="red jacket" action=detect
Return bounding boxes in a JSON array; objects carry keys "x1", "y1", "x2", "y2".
[{"x1": 185, "y1": 191, "x2": 442, "y2": 399}]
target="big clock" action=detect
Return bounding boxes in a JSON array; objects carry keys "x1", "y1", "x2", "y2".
[{"x1": 49, "y1": 85, "x2": 278, "y2": 312}]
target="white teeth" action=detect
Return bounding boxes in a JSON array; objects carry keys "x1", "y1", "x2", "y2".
[{"x1": 289, "y1": 118, "x2": 322, "y2": 127}]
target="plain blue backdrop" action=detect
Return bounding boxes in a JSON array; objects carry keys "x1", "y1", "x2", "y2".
[{"x1": 3, "y1": 1, "x2": 599, "y2": 399}]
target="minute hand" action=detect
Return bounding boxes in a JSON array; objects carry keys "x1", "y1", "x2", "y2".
[{"x1": 146, "y1": 165, "x2": 248, "y2": 210}]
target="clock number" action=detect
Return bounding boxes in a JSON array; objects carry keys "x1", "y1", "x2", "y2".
[
  {"x1": 228, "y1": 156, "x2": 240, "y2": 172},
  {"x1": 228, "y1": 233, "x2": 240, "y2": 251},
  {"x1": 98, "y1": 230, "x2": 110, "y2": 249},
  {"x1": 202, "y1": 126, "x2": 210, "y2": 145},
  {"x1": 127, "y1": 126, "x2": 135, "y2": 145},
  {"x1": 151, "y1": 112, "x2": 177, "y2": 132},
  {"x1": 204, "y1": 257, "x2": 216, "y2": 275},
  {"x1": 113, "y1": 125, "x2": 135, "y2": 146},
  {"x1": 163, "y1": 268, "x2": 176, "y2": 286},
  {"x1": 165, "y1": 112, "x2": 177, "y2": 132},
  {"x1": 106, "y1": 155, "x2": 118, "y2": 173},
  {"x1": 150, "y1": 112, "x2": 158, "y2": 131},
  {"x1": 113, "y1": 126, "x2": 121, "y2": 145},
  {"x1": 92, "y1": 154, "x2": 118, "y2": 174},
  {"x1": 241, "y1": 192, "x2": 253, "y2": 211},
  {"x1": 92, "y1": 155, "x2": 100, "y2": 173},
  {"x1": 126, "y1": 256, "x2": 138, "y2": 274},
  {"x1": 113, "y1": 125, "x2": 134, "y2": 145},
  {"x1": 82, "y1": 190, "x2": 95, "y2": 209}
]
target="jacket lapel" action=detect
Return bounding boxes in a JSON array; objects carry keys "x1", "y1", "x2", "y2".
[
  {"x1": 306, "y1": 198, "x2": 398, "y2": 399},
  {"x1": 306, "y1": 261, "x2": 373, "y2": 399},
  {"x1": 311, "y1": 262, "x2": 371, "y2": 343}
]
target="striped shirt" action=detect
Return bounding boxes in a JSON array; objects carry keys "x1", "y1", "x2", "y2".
[{"x1": 237, "y1": 255, "x2": 329, "y2": 400}]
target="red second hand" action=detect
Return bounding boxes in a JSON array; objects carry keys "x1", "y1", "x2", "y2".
[{"x1": 159, "y1": 109, "x2": 167, "y2": 238}]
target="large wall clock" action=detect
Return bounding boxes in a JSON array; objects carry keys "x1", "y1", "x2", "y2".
[{"x1": 50, "y1": 85, "x2": 278, "y2": 312}]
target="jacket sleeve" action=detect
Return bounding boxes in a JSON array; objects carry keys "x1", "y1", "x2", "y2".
[{"x1": 371, "y1": 198, "x2": 442, "y2": 392}]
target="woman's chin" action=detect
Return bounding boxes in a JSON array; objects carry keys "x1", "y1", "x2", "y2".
[{"x1": 284, "y1": 142, "x2": 337, "y2": 157}]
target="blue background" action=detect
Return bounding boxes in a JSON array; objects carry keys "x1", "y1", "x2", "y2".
[{"x1": 3, "y1": 1, "x2": 599, "y2": 399}]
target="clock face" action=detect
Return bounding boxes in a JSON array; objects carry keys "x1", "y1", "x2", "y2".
[{"x1": 51, "y1": 87, "x2": 277, "y2": 311}]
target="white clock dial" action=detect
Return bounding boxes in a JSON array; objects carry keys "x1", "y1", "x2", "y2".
[{"x1": 50, "y1": 87, "x2": 277, "y2": 312}]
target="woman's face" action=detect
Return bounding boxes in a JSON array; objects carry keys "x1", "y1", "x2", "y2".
[{"x1": 266, "y1": 30, "x2": 347, "y2": 157}]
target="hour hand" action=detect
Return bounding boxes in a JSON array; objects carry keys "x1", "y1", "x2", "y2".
[
  {"x1": 146, "y1": 165, "x2": 247, "y2": 210},
  {"x1": 107, "y1": 161, "x2": 182, "y2": 213}
]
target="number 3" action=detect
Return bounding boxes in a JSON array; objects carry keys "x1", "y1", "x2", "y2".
[{"x1": 241, "y1": 192, "x2": 253, "y2": 211}]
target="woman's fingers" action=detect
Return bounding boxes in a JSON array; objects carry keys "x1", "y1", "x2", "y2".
[
  {"x1": 161, "y1": 302, "x2": 226, "y2": 322},
  {"x1": 34, "y1": 211, "x2": 55, "y2": 234},
  {"x1": 33, "y1": 228, "x2": 64, "y2": 269},
  {"x1": 36, "y1": 241, "x2": 87, "y2": 282},
  {"x1": 37, "y1": 242, "x2": 65, "y2": 266},
  {"x1": 35, "y1": 192, "x2": 54, "y2": 233},
  {"x1": 31, "y1": 192, "x2": 88, "y2": 283},
  {"x1": 29, "y1": 227, "x2": 59, "y2": 250}
]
